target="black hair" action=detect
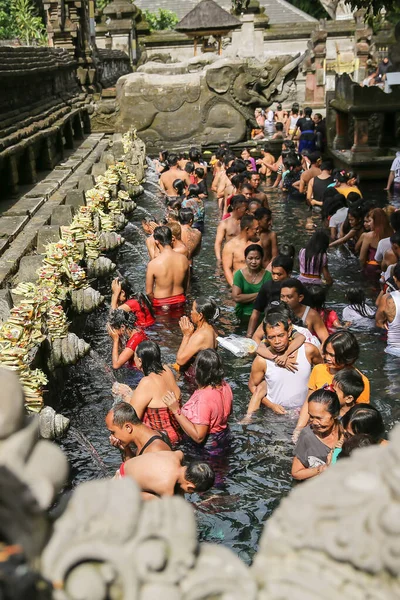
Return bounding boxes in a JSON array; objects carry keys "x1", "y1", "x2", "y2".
[
  {"x1": 112, "y1": 402, "x2": 141, "y2": 426},
  {"x1": 390, "y1": 231, "x2": 400, "y2": 246},
  {"x1": 282, "y1": 139, "x2": 296, "y2": 151},
  {"x1": 322, "y1": 331, "x2": 359, "y2": 366},
  {"x1": 307, "y1": 285, "x2": 327, "y2": 310},
  {"x1": 263, "y1": 301, "x2": 302, "y2": 327},
  {"x1": 136, "y1": 340, "x2": 165, "y2": 376},
  {"x1": 195, "y1": 297, "x2": 220, "y2": 324},
  {"x1": 231, "y1": 194, "x2": 248, "y2": 209},
  {"x1": 320, "y1": 160, "x2": 333, "y2": 172},
  {"x1": 333, "y1": 369, "x2": 364, "y2": 402},
  {"x1": 248, "y1": 199, "x2": 262, "y2": 211},
  {"x1": 278, "y1": 243, "x2": 295, "y2": 258},
  {"x1": 224, "y1": 154, "x2": 235, "y2": 167},
  {"x1": 303, "y1": 229, "x2": 329, "y2": 275},
  {"x1": 338, "y1": 433, "x2": 375, "y2": 458},
  {"x1": 185, "y1": 461, "x2": 215, "y2": 492},
  {"x1": 242, "y1": 183, "x2": 254, "y2": 193},
  {"x1": 231, "y1": 173, "x2": 246, "y2": 189},
  {"x1": 280, "y1": 277, "x2": 306, "y2": 297},
  {"x1": 168, "y1": 153, "x2": 178, "y2": 167},
  {"x1": 244, "y1": 243, "x2": 263, "y2": 259},
  {"x1": 314, "y1": 113, "x2": 323, "y2": 120},
  {"x1": 195, "y1": 167, "x2": 204, "y2": 179},
  {"x1": 178, "y1": 151, "x2": 189, "y2": 160},
  {"x1": 304, "y1": 107, "x2": 312, "y2": 117},
  {"x1": 346, "y1": 191, "x2": 362, "y2": 206},
  {"x1": 263, "y1": 311, "x2": 291, "y2": 333},
  {"x1": 342, "y1": 403, "x2": 385, "y2": 443},
  {"x1": 309, "y1": 151, "x2": 321, "y2": 164},
  {"x1": 179, "y1": 208, "x2": 194, "y2": 225},
  {"x1": 322, "y1": 193, "x2": 347, "y2": 220},
  {"x1": 347, "y1": 205, "x2": 363, "y2": 222},
  {"x1": 172, "y1": 179, "x2": 187, "y2": 196},
  {"x1": 153, "y1": 225, "x2": 172, "y2": 247},
  {"x1": 187, "y1": 184, "x2": 200, "y2": 198},
  {"x1": 185, "y1": 161, "x2": 195, "y2": 174},
  {"x1": 160, "y1": 150, "x2": 169, "y2": 162},
  {"x1": 232, "y1": 159, "x2": 247, "y2": 174},
  {"x1": 271, "y1": 255, "x2": 293, "y2": 274},
  {"x1": 115, "y1": 277, "x2": 154, "y2": 320},
  {"x1": 394, "y1": 261, "x2": 400, "y2": 280},
  {"x1": 189, "y1": 147, "x2": 201, "y2": 162},
  {"x1": 254, "y1": 207, "x2": 272, "y2": 221},
  {"x1": 109, "y1": 308, "x2": 137, "y2": 332},
  {"x1": 390, "y1": 210, "x2": 400, "y2": 232},
  {"x1": 240, "y1": 214, "x2": 257, "y2": 231},
  {"x1": 249, "y1": 171, "x2": 260, "y2": 178},
  {"x1": 275, "y1": 122, "x2": 284, "y2": 131},
  {"x1": 308, "y1": 388, "x2": 340, "y2": 417},
  {"x1": 194, "y1": 349, "x2": 224, "y2": 388},
  {"x1": 345, "y1": 287, "x2": 375, "y2": 319},
  {"x1": 336, "y1": 170, "x2": 356, "y2": 184}
]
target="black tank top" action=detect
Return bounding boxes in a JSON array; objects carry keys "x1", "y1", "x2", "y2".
[{"x1": 312, "y1": 176, "x2": 334, "y2": 202}]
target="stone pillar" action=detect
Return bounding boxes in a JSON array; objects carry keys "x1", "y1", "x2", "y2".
[
  {"x1": 304, "y1": 25, "x2": 327, "y2": 107},
  {"x1": 351, "y1": 115, "x2": 373, "y2": 155},
  {"x1": 231, "y1": 14, "x2": 264, "y2": 58},
  {"x1": 333, "y1": 110, "x2": 349, "y2": 150},
  {"x1": 102, "y1": 0, "x2": 138, "y2": 63},
  {"x1": 354, "y1": 11, "x2": 372, "y2": 84}
]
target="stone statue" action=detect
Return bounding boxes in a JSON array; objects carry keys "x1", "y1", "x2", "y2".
[
  {"x1": 232, "y1": 0, "x2": 251, "y2": 14},
  {"x1": 319, "y1": 0, "x2": 352, "y2": 20},
  {"x1": 115, "y1": 54, "x2": 304, "y2": 149}
]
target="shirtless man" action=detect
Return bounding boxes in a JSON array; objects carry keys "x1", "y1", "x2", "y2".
[
  {"x1": 217, "y1": 164, "x2": 235, "y2": 212},
  {"x1": 117, "y1": 450, "x2": 215, "y2": 499},
  {"x1": 375, "y1": 262, "x2": 400, "y2": 355},
  {"x1": 146, "y1": 222, "x2": 188, "y2": 259},
  {"x1": 189, "y1": 147, "x2": 208, "y2": 175},
  {"x1": 106, "y1": 402, "x2": 171, "y2": 463},
  {"x1": 299, "y1": 151, "x2": 321, "y2": 195},
  {"x1": 214, "y1": 195, "x2": 248, "y2": 262},
  {"x1": 179, "y1": 208, "x2": 202, "y2": 261},
  {"x1": 257, "y1": 146, "x2": 275, "y2": 180},
  {"x1": 254, "y1": 207, "x2": 278, "y2": 267},
  {"x1": 222, "y1": 214, "x2": 259, "y2": 286},
  {"x1": 159, "y1": 153, "x2": 190, "y2": 197},
  {"x1": 249, "y1": 172, "x2": 269, "y2": 207},
  {"x1": 280, "y1": 278, "x2": 328, "y2": 343},
  {"x1": 146, "y1": 225, "x2": 190, "y2": 308}
]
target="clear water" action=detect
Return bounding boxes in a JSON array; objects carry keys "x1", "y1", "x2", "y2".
[{"x1": 58, "y1": 166, "x2": 400, "y2": 564}]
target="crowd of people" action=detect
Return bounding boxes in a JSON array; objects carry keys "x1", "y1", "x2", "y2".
[{"x1": 103, "y1": 119, "x2": 400, "y2": 501}]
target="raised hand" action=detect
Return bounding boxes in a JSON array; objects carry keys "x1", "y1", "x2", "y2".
[{"x1": 179, "y1": 316, "x2": 195, "y2": 336}]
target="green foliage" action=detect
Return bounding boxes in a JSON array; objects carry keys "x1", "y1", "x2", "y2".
[
  {"x1": 286, "y1": 0, "x2": 329, "y2": 20},
  {"x1": 11, "y1": 0, "x2": 47, "y2": 45},
  {"x1": 143, "y1": 9, "x2": 179, "y2": 31},
  {"x1": 0, "y1": 0, "x2": 18, "y2": 39},
  {"x1": 96, "y1": 0, "x2": 110, "y2": 11},
  {"x1": 346, "y1": 0, "x2": 399, "y2": 17}
]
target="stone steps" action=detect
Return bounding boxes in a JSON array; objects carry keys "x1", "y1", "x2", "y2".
[{"x1": 0, "y1": 133, "x2": 109, "y2": 288}]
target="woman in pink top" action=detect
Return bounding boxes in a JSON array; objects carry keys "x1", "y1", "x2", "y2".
[{"x1": 162, "y1": 349, "x2": 232, "y2": 451}]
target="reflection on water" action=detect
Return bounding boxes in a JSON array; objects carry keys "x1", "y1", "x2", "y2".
[{"x1": 59, "y1": 168, "x2": 400, "y2": 564}]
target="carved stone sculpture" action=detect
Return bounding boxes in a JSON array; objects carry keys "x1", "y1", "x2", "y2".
[
  {"x1": 86, "y1": 256, "x2": 116, "y2": 279},
  {"x1": 38, "y1": 406, "x2": 70, "y2": 440},
  {"x1": 115, "y1": 54, "x2": 304, "y2": 149},
  {"x1": 70, "y1": 287, "x2": 105, "y2": 313},
  {"x1": 47, "y1": 332, "x2": 91, "y2": 368},
  {"x1": 99, "y1": 231, "x2": 125, "y2": 252}
]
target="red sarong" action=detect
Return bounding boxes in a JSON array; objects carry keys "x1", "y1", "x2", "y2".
[{"x1": 152, "y1": 294, "x2": 186, "y2": 308}]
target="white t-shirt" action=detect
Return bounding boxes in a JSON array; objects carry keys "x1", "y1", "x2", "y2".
[
  {"x1": 342, "y1": 305, "x2": 375, "y2": 328},
  {"x1": 329, "y1": 207, "x2": 349, "y2": 232},
  {"x1": 390, "y1": 152, "x2": 400, "y2": 183},
  {"x1": 375, "y1": 237, "x2": 391, "y2": 262}
]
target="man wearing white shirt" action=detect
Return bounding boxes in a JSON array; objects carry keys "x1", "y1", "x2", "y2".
[{"x1": 385, "y1": 151, "x2": 400, "y2": 192}]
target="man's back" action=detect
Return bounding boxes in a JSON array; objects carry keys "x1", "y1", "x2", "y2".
[
  {"x1": 181, "y1": 225, "x2": 202, "y2": 258},
  {"x1": 123, "y1": 450, "x2": 183, "y2": 496},
  {"x1": 160, "y1": 168, "x2": 190, "y2": 195},
  {"x1": 150, "y1": 249, "x2": 189, "y2": 298}
]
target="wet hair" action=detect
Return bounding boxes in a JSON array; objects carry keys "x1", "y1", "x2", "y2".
[
  {"x1": 195, "y1": 167, "x2": 204, "y2": 179},
  {"x1": 275, "y1": 122, "x2": 284, "y2": 131},
  {"x1": 342, "y1": 403, "x2": 385, "y2": 443},
  {"x1": 195, "y1": 297, "x2": 220, "y2": 323},
  {"x1": 249, "y1": 171, "x2": 260, "y2": 179},
  {"x1": 136, "y1": 340, "x2": 164, "y2": 376},
  {"x1": 187, "y1": 184, "x2": 200, "y2": 198},
  {"x1": 320, "y1": 160, "x2": 333, "y2": 172},
  {"x1": 390, "y1": 210, "x2": 400, "y2": 232},
  {"x1": 244, "y1": 243, "x2": 263, "y2": 259},
  {"x1": 308, "y1": 388, "x2": 340, "y2": 417},
  {"x1": 168, "y1": 221, "x2": 182, "y2": 240},
  {"x1": 338, "y1": 433, "x2": 376, "y2": 458},
  {"x1": 178, "y1": 151, "x2": 189, "y2": 160},
  {"x1": 263, "y1": 311, "x2": 290, "y2": 333},
  {"x1": 179, "y1": 208, "x2": 194, "y2": 225},
  {"x1": 167, "y1": 197, "x2": 182, "y2": 212},
  {"x1": 231, "y1": 194, "x2": 248, "y2": 209},
  {"x1": 168, "y1": 153, "x2": 178, "y2": 167},
  {"x1": 231, "y1": 174, "x2": 245, "y2": 190},
  {"x1": 115, "y1": 277, "x2": 154, "y2": 320},
  {"x1": 185, "y1": 161, "x2": 195, "y2": 174},
  {"x1": 189, "y1": 147, "x2": 201, "y2": 162},
  {"x1": 240, "y1": 214, "x2": 257, "y2": 231},
  {"x1": 370, "y1": 208, "x2": 393, "y2": 241},
  {"x1": 303, "y1": 229, "x2": 329, "y2": 275},
  {"x1": 111, "y1": 402, "x2": 141, "y2": 426},
  {"x1": 307, "y1": 285, "x2": 327, "y2": 310},
  {"x1": 322, "y1": 193, "x2": 347, "y2": 220},
  {"x1": 345, "y1": 287, "x2": 375, "y2": 319},
  {"x1": 271, "y1": 254, "x2": 293, "y2": 274},
  {"x1": 153, "y1": 225, "x2": 172, "y2": 247},
  {"x1": 108, "y1": 308, "x2": 137, "y2": 331},
  {"x1": 263, "y1": 301, "x2": 302, "y2": 326},
  {"x1": 336, "y1": 170, "x2": 357, "y2": 184},
  {"x1": 309, "y1": 151, "x2": 321, "y2": 164},
  {"x1": 172, "y1": 179, "x2": 187, "y2": 196},
  {"x1": 333, "y1": 369, "x2": 364, "y2": 403},
  {"x1": 347, "y1": 205, "x2": 363, "y2": 225},
  {"x1": 278, "y1": 243, "x2": 295, "y2": 259},
  {"x1": 194, "y1": 349, "x2": 224, "y2": 388},
  {"x1": 242, "y1": 183, "x2": 254, "y2": 193},
  {"x1": 248, "y1": 199, "x2": 262, "y2": 213},
  {"x1": 185, "y1": 461, "x2": 215, "y2": 492},
  {"x1": 232, "y1": 159, "x2": 247, "y2": 174},
  {"x1": 394, "y1": 261, "x2": 400, "y2": 280},
  {"x1": 254, "y1": 207, "x2": 272, "y2": 222},
  {"x1": 346, "y1": 192, "x2": 362, "y2": 207},
  {"x1": 280, "y1": 277, "x2": 306, "y2": 298},
  {"x1": 322, "y1": 331, "x2": 359, "y2": 366}
]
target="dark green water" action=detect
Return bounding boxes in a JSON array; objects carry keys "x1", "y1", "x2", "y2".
[{"x1": 59, "y1": 165, "x2": 400, "y2": 564}]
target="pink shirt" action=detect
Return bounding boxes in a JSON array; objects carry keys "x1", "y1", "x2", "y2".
[{"x1": 182, "y1": 381, "x2": 233, "y2": 433}]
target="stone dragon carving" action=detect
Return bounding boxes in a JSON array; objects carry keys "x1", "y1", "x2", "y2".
[{"x1": 115, "y1": 54, "x2": 304, "y2": 149}]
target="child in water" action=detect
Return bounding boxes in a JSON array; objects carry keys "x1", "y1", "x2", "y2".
[
  {"x1": 307, "y1": 286, "x2": 341, "y2": 335},
  {"x1": 342, "y1": 288, "x2": 376, "y2": 328}
]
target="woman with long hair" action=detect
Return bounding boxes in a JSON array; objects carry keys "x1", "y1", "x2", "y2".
[
  {"x1": 359, "y1": 207, "x2": 393, "y2": 269},
  {"x1": 329, "y1": 206, "x2": 365, "y2": 253},
  {"x1": 110, "y1": 277, "x2": 155, "y2": 328},
  {"x1": 163, "y1": 349, "x2": 232, "y2": 450},
  {"x1": 342, "y1": 288, "x2": 376, "y2": 327},
  {"x1": 334, "y1": 170, "x2": 362, "y2": 198},
  {"x1": 106, "y1": 309, "x2": 148, "y2": 369},
  {"x1": 298, "y1": 229, "x2": 333, "y2": 285}
]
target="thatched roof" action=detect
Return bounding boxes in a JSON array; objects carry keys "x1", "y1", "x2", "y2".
[{"x1": 175, "y1": 0, "x2": 241, "y2": 32}]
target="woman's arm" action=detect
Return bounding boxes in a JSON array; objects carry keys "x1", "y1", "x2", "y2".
[
  {"x1": 322, "y1": 265, "x2": 333, "y2": 286},
  {"x1": 111, "y1": 279, "x2": 122, "y2": 310},
  {"x1": 162, "y1": 391, "x2": 209, "y2": 443},
  {"x1": 291, "y1": 456, "x2": 326, "y2": 480},
  {"x1": 329, "y1": 228, "x2": 357, "y2": 248},
  {"x1": 359, "y1": 235, "x2": 371, "y2": 267},
  {"x1": 355, "y1": 231, "x2": 365, "y2": 254},
  {"x1": 111, "y1": 339, "x2": 134, "y2": 369},
  {"x1": 231, "y1": 284, "x2": 258, "y2": 304}
]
